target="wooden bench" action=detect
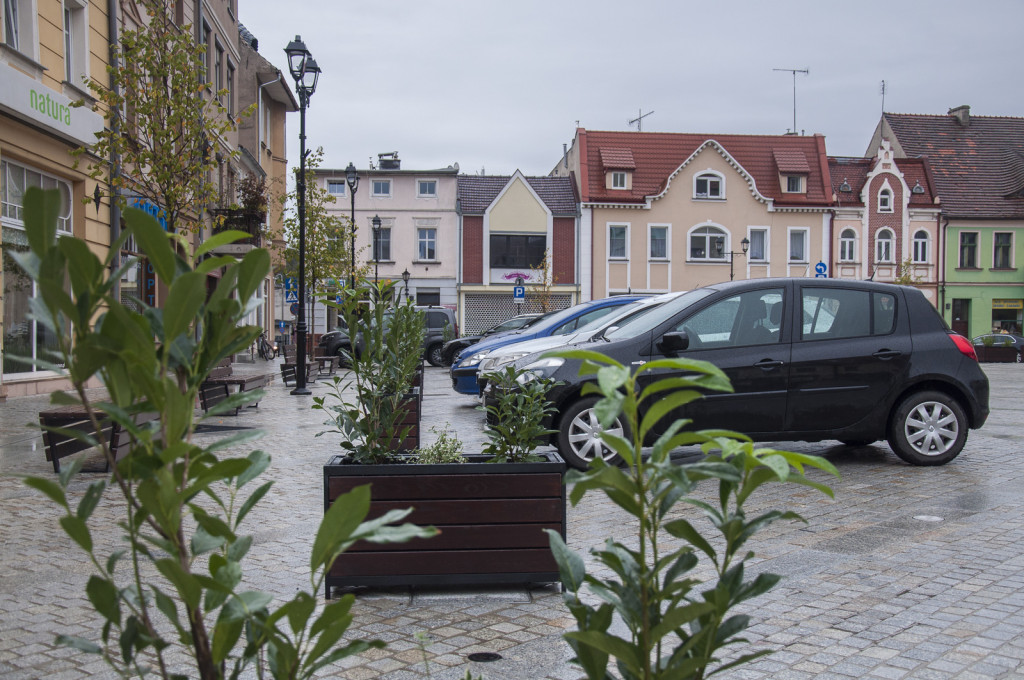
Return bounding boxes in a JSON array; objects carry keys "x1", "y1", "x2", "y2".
[
  {"x1": 39, "y1": 407, "x2": 159, "y2": 473},
  {"x1": 200, "y1": 358, "x2": 273, "y2": 415},
  {"x1": 281, "y1": 362, "x2": 318, "y2": 387}
]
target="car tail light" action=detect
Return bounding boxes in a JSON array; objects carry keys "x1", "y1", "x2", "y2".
[{"x1": 949, "y1": 333, "x2": 978, "y2": 361}]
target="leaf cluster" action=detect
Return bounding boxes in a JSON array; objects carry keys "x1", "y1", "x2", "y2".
[
  {"x1": 19, "y1": 187, "x2": 435, "y2": 679},
  {"x1": 543, "y1": 348, "x2": 839, "y2": 680},
  {"x1": 477, "y1": 365, "x2": 558, "y2": 463}
]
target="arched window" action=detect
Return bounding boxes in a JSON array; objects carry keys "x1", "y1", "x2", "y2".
[
  {"x1": 875, "y1": 229, "x2": 894, "y2": 263},
  {"x1": 878, "y1": 187, "x2": 893, "y2": 212},
  {"x1": 839, "y1": 228, "x2": 857, "y2": 262},
  {"x1": 689, "y1": 225, "x2": 727, "y2": 261},
  {"x1": 693, "y1": 172, "x2": 724, "y2": 199},
  {"x1": 912, "y1": 230, "x2": 930, "y2": 263}
]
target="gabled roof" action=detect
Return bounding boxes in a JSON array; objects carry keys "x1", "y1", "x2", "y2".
[
  {"x1": 574, "y1": 129, "x2": 832, "y2": 208},
  {"x1": 458, "y1": 174, "x2": 578, "y2": 215},
  {"x1": 827, "y1": 155, "x2": 938, "y2": 209},
  {"x1": 881, "y1": 111, "x2": 1024, "y2": 218}
]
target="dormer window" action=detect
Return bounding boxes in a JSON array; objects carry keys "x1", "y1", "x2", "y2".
[
  {"x1": 694, "y1": 172, "x2": 723, "y2": 199},
  {"x1": 785, "y1": 175, "x2": 805, "y2": 193},
  {"x1": 611, "y1": 171, "x2": 627, "y2": 189}
]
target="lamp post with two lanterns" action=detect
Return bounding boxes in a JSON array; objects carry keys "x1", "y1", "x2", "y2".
[{"x1": 283, "y1": 35, "x2": 320, "y2": 395}]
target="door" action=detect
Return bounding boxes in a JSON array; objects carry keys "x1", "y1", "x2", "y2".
[
  {"x1": 644, "y1": 286, "x2": 790, "y2": 435},
  {"x1": 786, "y1": 285, "x2": 911, "y2": 432}
]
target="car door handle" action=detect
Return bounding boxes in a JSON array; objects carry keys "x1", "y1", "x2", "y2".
[
  {"x1": 753, "y1": 359, "x2": 784, "y2": 370},
  {"x1": 872, "y1": 349, "x2": 902, "y2": 360}
]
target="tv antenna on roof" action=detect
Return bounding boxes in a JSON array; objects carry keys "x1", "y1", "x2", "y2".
[
  {"x1": 628, "y1": 108, "x2": 654, "y2": 132},
  {"x1": 773, "y1": 67, "x2": 809, "y2": 133},
  {"x1": 880, "y1": 80, "x2": 887, "y2": 112}
]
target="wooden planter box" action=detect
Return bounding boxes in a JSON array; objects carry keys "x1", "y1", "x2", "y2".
[
  {"x1": 975, "y1": 345, "x2": 1021, "y2": 363},
  {"x1": 323, "y1": 452, "x2": 566, "y2": 594},
  {"x1": 389, "y1": 389, "x2": 420, "y2": 451}
]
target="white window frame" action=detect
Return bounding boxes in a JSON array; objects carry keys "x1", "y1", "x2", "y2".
[
  {"x1": 417, "y1": 179, "x2": 437, "y2": 198},
  {"x1": 372, "y1": 179, "x2": 391, "y2": 197},
  {"x1": 693, "y1": 171, "x2": 724, "y2": 199},
  {"x1": 417, "y1": 227, "x2": 437, "y2": 261},
  {"x1": 788, "y1": 227, "x2": 809, "y2": 263},
  {"x1": 839, "y1": 228, "x2": 857, "y2": 262},
  {"x1": 784, "y1": 175, "x2": 804, "y2": 193},
  {"x1": 3, "y1": 0, "x2": 35, "y2": 55},
  {"x1": 748, "y1": 227, "x2": 769, "y2": 262},
  {"x1": 912, "y1": 230, "x2": 930, "y2": 264},
  {"x1": 1, "y1": 159, "x2": 73, "y2": 233},
  {"x1": 373, "y1": 225, "x2": 392, "y2": 262},
  {"x1": 327, "y1": 180, "x2": 346, "y2": 196},
  {"x1": 648, "y1": 224, "x2": 669, "y2": 260},
  {"x1": 688, "y1": 224, "x2": 728, "y2": 262},
  {"x1": 608, "y1": 224, "x2": 628, "y2": 260},
  {"x1": 875, "y1": 228, "x2": 894, "y2": 263},
  {"x1": 878, "y1": 186, "x2": 894, "y2": 213},
  {"x1": 611, "y1": 171, "x2": 627, "y2": 189},
  {"x1": 62, "y1": 0, "x2": 88, "y2": 86}
]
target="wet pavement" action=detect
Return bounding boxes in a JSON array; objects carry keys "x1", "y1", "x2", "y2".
[{"x1": 1, "y1": 359, "x2": 1023, "y2": 679}]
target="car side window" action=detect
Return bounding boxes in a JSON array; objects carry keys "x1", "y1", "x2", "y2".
[
  {"x1": 673, "y1": 288, "x2": 784, "y2": 348},
  {"x1": 802, "y1": 288, "x2": 894, "y2": 340},
  {"x1": 553, "y1": 307, "x2": 617, "y2": 335}
]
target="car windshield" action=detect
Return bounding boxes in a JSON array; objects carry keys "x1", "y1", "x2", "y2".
[
  {"x1": 527, "y1": 299, "x2": 632, "y2": 335},
  {"x1": 575, "y1": 301, "x2": 646, "y2": 334},
  {"x1": 603, "y1": 289, "x2": 714, "y2": 341},
  {"x1": 489, "y1": 314, "x2": 540, "y2": 334}
]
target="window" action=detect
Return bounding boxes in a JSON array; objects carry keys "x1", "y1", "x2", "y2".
[
  {"x1": 649, "y1": 226, "x2": 667, "y2": 259},
  {"x1": 694, "y1": 173, "x2": 723, "y2": 199},
  {"x1": 674, "y1": 289, "x2": 784, "y2": 348},
  {"x1": 994, "y1": 232, "x2": 1012, "y2": 269},
  {"x1": 373, "y1": 226, "x2": 391, "y2": 261},
  {"x1": 490, "y1": 234, "x2": 545, "y2": 268},
  {"x1": 225, "y1": 62, "x2": 235, "y2": 115},
  {"x1": 875, "y1": 229, "x2": 894, "y2": 263},
  {"x1": 786, "y1": 176, "x2": 804, "y2": 193},
  {"x1": 878, "y1": 188, "x2": 893, "y2": 212},
  {"x1": 3, "y1": 0, "x2": 25, "y2": 51},
  {"x1": 609, "y1": 225, "x2": 627, "y2": 259},
  {"x1": 327, "y1": 181, "x2": 346, "y2": 196},
  {"x1": 200, "y1": 22, "x2": 210, "y2": 83},
  {"x1": 788, "y1": 228, "x2": 808, "y2": 262},
  {"x1": 912, "y1": 230, "x2": 929, "y2": 263},
  {"x1": 1, "y1": 160, "x2": 73, "y2": 233},
  {"x1": 959, "y1": 232, "x2": 978, "y2": 268},
  {"x1": 839, "y1": 228, "x2": 857, "y2": 262},
  {"x1": 63, "y1": 0, "x2": 87, "y2": 85},
  {"x1": 214, "y1": 41, "x2": 224, "y2": 97},
  {"x1": 801, "y1": 288, "x2": 895, "y2": 340},
  {"x1": 372, "y1": 179, "x2": 391, "y2": 197},
  {"x1": 417, "y1": 228, "x2": 436, "y2": 261},
  {"x1": 748, "y1": 229, "x2": 768, "y2": 261},
  {"x1": 611, "y1": 172, "x2": 627, "y2": 189},
  {"x1": 417, "y1": 290, "x2": 440, "y2": 306},
  {"x1": 417, "y1": 180, "x2": 437, "y2": 197},
  {"x1": 690, "y1": 226, "x2": 727, "y2": 261}
]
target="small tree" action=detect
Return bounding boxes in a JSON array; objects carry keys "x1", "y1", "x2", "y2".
[
  {"x1": 73, "y1": 0, "x2": 240, "y2": 234},
  {"x1": 893, "y1": 258, "x2": 923, "y2": 285},
  {"x1": 530, "y1": 249, "x2": 559, "y2": 313}
]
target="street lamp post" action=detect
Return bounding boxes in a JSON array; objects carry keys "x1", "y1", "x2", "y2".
[
  {"x1": 717, "y1": 236, "x2": 751, "y2": 281},
  {"x1": 401, "y1": 268, "x2": 410, "y2": 300},
  {"x1": 284, "y1": 35, "x2": 320, "y2": 396},
  {"x1": 345, "y1": 162, "x2": 358, "y2": 290},
  {"x1": 372, "y1": 214, "x2": 381, "y2": 286}
]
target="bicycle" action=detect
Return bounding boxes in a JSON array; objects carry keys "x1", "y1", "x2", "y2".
[{"x1": 257, "y1": 331, "x2": 277, "y2": 360}]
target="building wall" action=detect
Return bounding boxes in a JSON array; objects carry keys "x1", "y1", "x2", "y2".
[{"x1": 943, "y1": 219, "x2": 1024, "y2": 337}]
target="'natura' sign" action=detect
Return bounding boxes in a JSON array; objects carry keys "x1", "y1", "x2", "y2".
[{"x1": 0, "y1": 67, "x2": 103, "y2": 146}]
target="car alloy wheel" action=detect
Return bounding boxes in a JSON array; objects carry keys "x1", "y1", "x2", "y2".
[
  {"x1": 427, "y1": 344, "x2": 444, "y2": 367},
  {"x1": 888, "y1": 390, "x2": 968, "y2": 466},
  {"x1": 557, "y1": 396, "x2": 625, "y2": 470}
]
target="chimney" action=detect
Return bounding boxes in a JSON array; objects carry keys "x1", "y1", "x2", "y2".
[
  {"x1": 377, "y1": 152, "x2": 400, "y2": 170},
  {"x1": 948, "y1": 105, "x2": 970, "y2": 127}
]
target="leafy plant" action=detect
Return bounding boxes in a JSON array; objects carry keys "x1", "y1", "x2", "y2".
[
  {"x1": 18, "y1": 188, "x2": 436, "y2": 679},
  {"x1": 544, "y1": 348, "x2": 839, "y2": 680},
  {"x1": 478, "y1": 365, "x2": 557, "y2": 463},
  {"x1": 414, "y1": 425, "x2": 465, "y2": 465},
  {"x1": 237, "y1": 173, "x2": 269, "y2": 214},
  {"x1": 315, "y1": 280, "x2": 425, "y2": 464}
]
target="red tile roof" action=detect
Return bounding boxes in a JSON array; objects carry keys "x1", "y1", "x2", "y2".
[
  {"x1": 458, "y1": 175, "x2": 578, "y2": 215},
  {"x1": 883, "y1": 111, "x2": 1024, "y2": 219},
  {"x1": 599, "y1": 148, "x2": 636, "y2": 169},
  {"x1": 827, "y1": 156, "x2": 938, "y2": 209},
  {"x1": 773, "y1": 149, "x2": 811, "y2": 173},
  {"x1": 575, "y1": 129, "x2": 832, "y2": 207}
]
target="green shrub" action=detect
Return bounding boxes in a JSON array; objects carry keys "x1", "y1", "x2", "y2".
[
  {"x1": 478, "y1": 365, "x2": 557, "y2": 463},
  {"x1": 414, "y1": 425, "x2": 466, "y2": 464}
]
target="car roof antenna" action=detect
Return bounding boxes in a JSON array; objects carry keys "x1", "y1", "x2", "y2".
[{"x1": 867, "y1": 263, "x2": 878, "y2": 281}]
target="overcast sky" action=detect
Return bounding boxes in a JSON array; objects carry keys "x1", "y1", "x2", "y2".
[{"x1": 239, "y1": 0, "x2": 1024, "y2": 177}]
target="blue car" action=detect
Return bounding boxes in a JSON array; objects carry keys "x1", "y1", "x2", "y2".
[{"x1": 449, "y1": 295, "x2": 646, "y2": 395}]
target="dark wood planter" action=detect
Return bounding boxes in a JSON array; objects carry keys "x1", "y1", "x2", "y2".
[
  {"x1": 323, "y1": 452, "x2": 566, "y2": 594},
  {"x1": 975, "y1": 345, "x2": 1021, "y2": 363},
  {"x1": 390, "y1": 389, "x2": 420, "y2": 451}
]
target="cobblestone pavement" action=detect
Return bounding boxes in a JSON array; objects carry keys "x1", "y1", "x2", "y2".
[{"x1": 1, "y1": 360, "x2": 1023, "y2": 679}]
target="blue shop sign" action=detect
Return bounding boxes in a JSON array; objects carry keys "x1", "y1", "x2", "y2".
[{"x1": 127, "y1": 196, "x2": 169, "y2": 231}]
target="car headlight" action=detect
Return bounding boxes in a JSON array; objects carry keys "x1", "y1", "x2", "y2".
[
  {"x1": 479, "y1": 352, "x2": 528, "y2": 373},
  {"x1": 517, "y1": 356, "x2": 565, "y2": 383},
  {"x1": 462, "y1": 349, "x2": 490, "y2": 367}
]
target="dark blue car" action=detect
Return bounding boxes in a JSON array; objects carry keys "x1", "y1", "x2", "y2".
[{"x1": 449, "y1": 296, "x2": 645, "y2": 395}]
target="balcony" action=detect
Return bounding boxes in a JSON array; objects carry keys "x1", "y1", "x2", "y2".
[{"x1": 209, "y1": 208, "x2": 265, "y2": 254}]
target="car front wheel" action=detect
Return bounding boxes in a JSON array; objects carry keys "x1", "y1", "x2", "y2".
[
  {"x1": 887, "y1": 390, "x2": 968, "y2": 466},
  {"x1": 426, "y1": 343, "x2": 444, "y2": 367},
  {"x1": 557, "y1": 396, "x2": 626, "y2": 470}
]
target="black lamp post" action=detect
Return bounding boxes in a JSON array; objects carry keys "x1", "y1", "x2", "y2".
[
  {"x1": 717, "y1": 236, "x2": 750, "y2": 281},
  {"x1": 402, "y1": 268, "x2": 410, "y2": 300},
  {"x1": 345, "y1": 162, "x2": 358, "y2": 290},
  {"x1": 372, "y1": 214, "x2": 381, "y2": 286},
  {"x1": 284, "y1": 35, "x2": 320, "y2": 395}
]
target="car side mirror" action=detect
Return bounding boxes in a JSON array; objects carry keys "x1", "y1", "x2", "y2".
[{"x1": 658, "y1": 330, "x2": 689, "y2": 354}]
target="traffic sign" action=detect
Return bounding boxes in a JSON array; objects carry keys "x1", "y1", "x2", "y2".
[
  {"x1": 513, "y1": 285, "x2": 525, "y2": 303},
  {"x1": 290, "y1": 302, "x2": 299, "y2": 316},
  {"x1": 814, "y1": 261, "x2": 828, "y2": 278},
  {"x1": 284, "y1": 277, "x2": 297, "y2": 291}
]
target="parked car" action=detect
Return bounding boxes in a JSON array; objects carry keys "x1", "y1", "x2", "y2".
[
  {"x1": 508, "y1": 278, "x2": 990, "y2": 470},
  {"x1": 440, "y1": 312, "x2": 546, "y2": 367},
  {"x1": 971, "y1": 333, "x2": 1024, "y2": 363},
  {"x1": 318, "y1": 305, "x2": 457, "y2": 367},
  {"x1": 449, "y1": 295, "x2": 646, "y2": 395}
]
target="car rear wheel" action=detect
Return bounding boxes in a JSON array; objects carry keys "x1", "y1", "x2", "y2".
[
  {"x1": 557, "y1": 396, "x2": 626, "y2": 470},
  {"x1": 426, "y1": 343, "x2": 444, "y2": 367},
  {"x1": 887, "y1": 390, "x2": 968, "y2": 466}
]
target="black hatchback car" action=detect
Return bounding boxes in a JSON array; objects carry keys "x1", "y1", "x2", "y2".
[{"x1": 516, "y1": 278, "x2": 989, "y2": 470}]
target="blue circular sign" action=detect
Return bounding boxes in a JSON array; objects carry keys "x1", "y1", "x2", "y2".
[
  {"x1": 290, "y1": 302, "x2": 299, "y2": 316},
  {"x1": 815, "y1": 262, "x2": 827, "y2": 275}
]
